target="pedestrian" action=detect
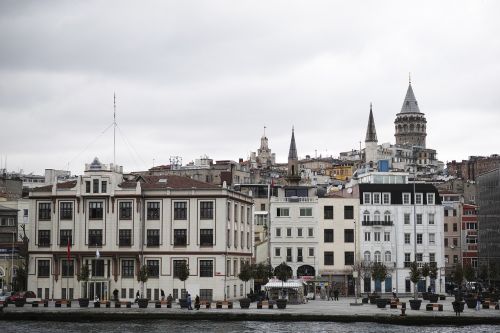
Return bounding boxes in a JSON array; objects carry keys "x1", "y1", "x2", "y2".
[
  {"x1": 392, "y1": 288, "x2": 397, "y2": 299},
  {"x1": 195, "y1": 295, "x2": 200, "y2": 310},
  {"x1": 161, "y1": 289, "x2": 165, "y2": 301},
  {"x1": 135, "y1": 290, "x2": 140, "y2": 303},
  {"x1": 328, "y1": 287, "x2": 333, "y2": 301},
  {"x1": 476, "y1": 294, "x2": 481, "y2": 311},
  {"x1": 187, "y1": 293, "x2": 193, "y2": 310},
  {"x1": 333, "y1": 288, "x2": 339, "y2": 301},
  {"x1": 167, "y1": 293, "x2": 173, "y2": 304}
]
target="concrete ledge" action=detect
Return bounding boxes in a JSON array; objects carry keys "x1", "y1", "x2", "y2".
[{"x1": 1, "y1": 310, "x2": 500, "y2": 326}]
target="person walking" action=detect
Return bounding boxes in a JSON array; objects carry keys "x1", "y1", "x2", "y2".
[
  {"x1": 392, "y1": 288, "x2": 397, "y2": 299},
  {"x1": 161, "y1": 289, "x2": 165, "y2": 301},
  {"x1": 333, "y1": 288, "x2": 339, "y2": 301},
  {"x1": 195, "y1": 295, "x2": 200, "y2": 310},
  {"x1": 187, "y1": 293, "x2": 193, "y2": 310},
  {"x1": 476, "y1": 294, "x2": 481, "y2": 311}
]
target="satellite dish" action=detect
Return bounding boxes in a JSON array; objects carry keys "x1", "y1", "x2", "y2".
[
  {"x1": 450, "y1": 245, "x2": 455, "y2": 249},
  {"x1": 347, "y1": 188, "x2": 353, "y2": 194}
]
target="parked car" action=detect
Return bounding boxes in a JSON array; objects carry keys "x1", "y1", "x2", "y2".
[
  {"x1": 0, "y1": 291, "x2": 13, "y2": 302},
  {"x1": 8, "y1": 291, "x2": 36, "y2": 303}
]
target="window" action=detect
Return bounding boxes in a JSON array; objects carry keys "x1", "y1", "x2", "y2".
[
  {"x1": 344, "y1": 206, "x2": 354, "y2": 219},
  {"x1": 275, "y1": 247, "x2": 281, "y2": 257},
  {"x1": 93, "y1": 179, "x2": 99, "y2": 193},
  {"x1": 444, "y1": 238, "x2": 448, "y2": 247},
  {"x1": 374, "y1": 211, "x2": 381, "y2": 221},
  {"x1": 324, "y1": 206, "x2": 333, "y2": 219},
  {"x1": 122, "y1": 260, "x2": 134, "y2": 277},
  {"x1": 286, "y1": 248, "x2": 292, "y2": 262},
  {"x1": 92, "y1": 259, "x2": 104, "y2": 276},
  {"x1": 38, "y1": 260, "x2": 50, "y2": 277},
  {"x1": 453, "y1": 223, "x2": 458, "y2": 232},
  {"x1": 60, "y1": 202, "x2": 73, "y2": 220},
  {"x1": 444, "y1": 223, "x2": 448, "y2": 232},
  {"x1": 89, "y1": 202, "x2": 103, "y2": 219},
  {"x1": 404, "y1": 233, "x2": 411, "y2": 244},
  {"x1": 374, "y1": 251, "x2": 381, "y2": 262},
  {"x1": 147, "y1": 260, "x2": 159, "y2": 277},
  {"x1": 173, "y1": 260, "x2": 187, "y2": 278},
  {"x1": 260, "y1": 203, "x2": 265, "y2": 211},
  {"x1": 405, "y1": 253, "x2": 411, "y2": 263},
  {"x1": 200, "y1": 229, "x2": 213, "y2": 246},
  {"x1": 309, "y1": 248, "x2": 314, "y2": 257},
  {"x1": 374, "y1": 232, "x2": 381, "y2": 242},
  {"x1": 363, "y1": 210, "x2": 370, "y2": 222},
  {"x1": 416, "y1": 253, "x2": 423, "y2": 262},
  {"x1": 297, "y1": 228, "x2": 303, "y2": 237},
  {"x1": 363, "y1": 193, "x2": 371, "y2": 204},
  {"x1": 428, "y1": 213, "x2": 435, "y2": 225},
  {"x1": 344, "y1": 229, "x2": 354, "y2": 243},
  {"x1": 453, "y1": 255, "x2": 458, "y2": 263},
  {"x1": 297, "y1": 248, "x2": 303, "y2": 262},
  {"x1": 324, "y1": 229, "x2": 333, "y2": 242},
  {"x1": 384, "y1": 211, "x2": 391, "y2": 222},
  {"x1": 384, "y1": 232, "x2": 390, "y2": 242},
  {"x1": 89, "y1": 229, "x2": 103, "y2": 246},
  {"x1": 404, "y1": 213, "x2": 410, "y2": 225},
  {"x1": 119, "y1": 202, "x2": 132, "y2": 220},
  {"x1": 60, "y1": 230, "x2": 72, "y2": 246},
  {"x1": 119, "y1": 229, "x2": 132, "y2": 246},
  {"x1": 417, "y1": 233, "x2": 423, "y2": 244},
  {"x1": 101, "y1": 181, "x2": 107, "y2": 193},
  {"x1": 308, "y1": 228, "x2": 314, "y2": 237},
  {"x1": 298, "y1": 207, "x2": 311, "y2": 217},
  {"x1": 364, "y1": 251, "x2": 371, "y2": 261},
  {"x1": 429, "y1": 233, "x2": 435, "y2": 245},
  {"x1": 286, "y1": 228, "x2": 292, "y2": 237},
  {"x1": 276, "y1": 208, "x2": 290, "y2": 217},
  {"x1": 372, "y1": 193, "x2": 380, "y2": 204},
  {"x1": 416, "y1": 214, "x2": 422, "y2": 225},
  {"x1": 426, "y1": 193, "x2": 435, "y2": 205},
  {"x1": 429, "y1": 253, "x2": 435, "y2": 263},
  {"x1": 85, "y1": 181, "x2": 91, "y2": 193},
  {"x1": 174, "y1": 229, "x2": 187, "y2": 246},
  {"x1": 38, "y1": 203, "x2": 51, "y2": 220},
  {"x1": 403, "y1": 193, "x2": 411, "y2": 205},
  {"x1": 174, "y1": 202, "x2": 187, "y2": 220},
  {"x1": 384, "y1": 251, "x2": 391, "y2": 262},
  {"x1": 324, "y1": 251, "x2": 334, "y2": 265},
  {"x1": 147, "y1": 229, "x2": 160, "y2": 246},
  {"x1": 200, "y1": 289, "x2": 213, "y2": 302},
  {"x1": 61, "y1": 259, "x2": 74, "y2": 277},
  {"x1": 415, "y1": 193, "x2": 423, "y2": 205},
  {"x1": 200, "y1": 201, "x2": 214, "y2": 219},
  {"x1": 382, "y1": 193, "x2": 390, "y2": 205},
  {"x1": 38, "y1": 230, "x2": 50, "y2": 247},
  {"x1": 345, "y1": 251, "x2": 354, "y2": 265},
  {"x1": 364, "y1": 232, "x2": 371, "y2": 241},
  {"x1": 453, "y1": 238, "x2": 458, "y2": 246},
  {"x1": 234, "y1": 204, "x2": 238, "y2": 222},
  {"x1": 234, "y1": 230, "x2": 238, "y2": 248},
  {"x1": 147, "y1": 202, "x2": 160, "y2": 220}
]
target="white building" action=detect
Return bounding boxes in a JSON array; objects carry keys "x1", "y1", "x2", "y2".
[
  {"x1": 27, "y1": 158, "x2": 253, "y2": 302},
  {"x1": 358, "y1": 173, "x2": 444, "y2": 295}
]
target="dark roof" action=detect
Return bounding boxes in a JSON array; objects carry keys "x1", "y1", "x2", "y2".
[
  {"x1": 288, "y1": 128, "x2": 298, "y2": 160},
  {"x1": 359, "y1": 183, "x2": 442, "y2": 205},
  {"x1": 400, "y1": 83, "x2": 421, "y2": 114},
  {"x1": 365, "y1": 103, "x2": 377, "y2": 142},
  {"x1": 0, "y1": 205, "x2": 19, "y2": 213},
  {"x1": 119, "y1": 175, "x2": 219, "y2": 190},
  {"x1": 31, "y1": 180, "x2": 77, "y2": 192}
]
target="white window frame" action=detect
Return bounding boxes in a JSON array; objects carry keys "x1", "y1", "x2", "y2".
[
  {"x1": 363, "y1": 193, "x2": 371, "y2": 205},
  {"x1": 299, "y1": 207, "x2": 313, "y2": 217},
  {"x1": 415, "y1": 193, "x2": 423, "y2": 205},
  {"x1": 426, "y1": 193, "x2": 435, "y2": 205},
  {"x1": 372, "y1": 193, "x2": 381, "y2": 205},
  {"x1": 276, "y1": 208, "x2": 289, "y2": 217},
  {"x1": 403, "y1": 193, "x2": 411, "y2": 205},
  {"x1": 429, "y1": 233, "x2": 435, "y2": 245},
  {"x1": 364, "y1": 232, "x2": 371, "y2": 241},
  {"x1": 374, "y1": 232, "x2": 381, "y2": 242},
  {"x1": 384, "y1": 232, "x2": 390, "y2": 242},
  {"x1": 382, "y1": 193, "x2": 391, "y2": 205}
]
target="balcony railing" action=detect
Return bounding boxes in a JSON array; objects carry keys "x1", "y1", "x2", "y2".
[
  {"x1": 404, "y1": 261, "x2": 437, "y2": 268},
  {"x1": 271, "y1": 197, "x2": 318, "y2": 203},
  {"x1": 362, "y1": 220, "x2": 394, "y2": 226}
]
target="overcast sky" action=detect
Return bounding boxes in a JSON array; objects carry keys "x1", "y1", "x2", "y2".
[{"x1": 1, "y1": 1, "x2": 499, "y2": 175}]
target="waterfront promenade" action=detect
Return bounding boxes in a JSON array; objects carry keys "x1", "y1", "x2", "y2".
[{"x1": 1, "y1": 296, "x2": 499, "y2": 326}]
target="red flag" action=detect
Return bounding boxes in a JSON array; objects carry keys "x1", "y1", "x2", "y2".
[{"x1": 67, "y1": 238, "x2": 71, "y2": 261}]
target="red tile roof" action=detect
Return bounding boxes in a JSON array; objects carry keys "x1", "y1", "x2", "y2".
[
  {"x1": 119, "y1": 175, "x2": 219, "y2": 190},
  {"x1": 31, "y1": 180, "x2": 77, "y2": 192}
]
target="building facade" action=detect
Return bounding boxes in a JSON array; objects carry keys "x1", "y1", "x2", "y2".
[{"x1": 28, "y1": 158, "x2": 253, "y2": 301}]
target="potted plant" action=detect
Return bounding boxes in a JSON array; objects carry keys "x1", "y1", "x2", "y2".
[
  {"x1": 421, "y1": 263, "x2": 431, "y2": 300},
  {"x1": 409, "y1": 262, "x2": 422, "y2": 310},
  {"x1": 352, "y1": 260, "x2": 371, "y2": 304},
  {"x1": 371, "y1": 262, "x2": 389, "y2": 308},
  {"x1": 274, "y1": 262, "x2": 292, "y2": 309},
  {"x1": 137, "y1": 264, "x2": 149, "y2": 308},
  {"x1": 112, "y1": 289, "x2": 119, "y2": 301},
  {"x1": 176, "y1": 261, "x2": 190, "y2": 307},
  {"x1": 452, "y1": 263, "x2": 465, "y2": 314},
  {"x1": 77, "y1": 264, "x2": 90, "y2": 307},
  {"x1": 238, "y1": 262, "x2": 253, "y2": 309}
]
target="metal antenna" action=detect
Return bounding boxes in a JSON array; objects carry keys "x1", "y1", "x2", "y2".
[
  {"x1": 113, "y1": 92, "x2": 116, "y2": 166},
  {"x1": 409, "y1": 72, "x2": 412, "y2": 84}
]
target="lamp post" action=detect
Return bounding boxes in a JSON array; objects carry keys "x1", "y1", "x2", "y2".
[
  {"x1": 11, "y1": 231, "x2": 15, "y2": 289},
  {"x1": 354, "y1": 219, "x2": 358, "y2": 304}
]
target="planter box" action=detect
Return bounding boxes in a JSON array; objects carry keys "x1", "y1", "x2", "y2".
[
  {"x1": 369, "y1": 295, "x2": 380, "y2": 304},
  {"x1": 14, "y1": 299, "x2": 26, "y2": 308},
  {"x1": 137, "y1": 298, "x2": 149, "y2": 308},
  {"x1": 439, "y1": 295, "x2": 446, "y2": 300},
  {"x1": 466, "y1": 298, "x2": 476, "y2": 309},
  {"x1": 276, "y1": 299, "x2": 287, "y2": 309},
  {"x1": 78, "y1": 298, "x2": 89, "y2": 308},
  {"x1": 422, "y1": 292, "x2": 429, "y2": 300},
  {"x1": 429, "y1": 294, "x2": 439, "y2": 303},
  {"x1": 409, "y1": 299, "x2": 422, "y2": 310},
  {"x1": 452, "y1": 301, "x2": 465, "y2": 314},
  {"x1": 362, "y1": 298, "x2": 369, "y2": 304},
  {"x1": 376, "y1": 299, "x2": 388, "y2": 308},
  {"x1": 239, "y1": 299, "x2": 251, "y2": 309},
  {"x1": 179, "y1": 298, "x2": 189, "y2": 309}
]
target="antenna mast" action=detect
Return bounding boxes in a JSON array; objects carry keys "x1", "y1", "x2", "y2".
[{"x1": 113, "y1": 93, "x2": 116, "y2": 166}]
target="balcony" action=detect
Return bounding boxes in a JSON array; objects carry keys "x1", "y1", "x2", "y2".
[
  {"x1": 362, "y1": 220, "x2": 394, "y2": 227},
  {"x1": 271, "y1": 197, "x2": 318, "y2": 203}
]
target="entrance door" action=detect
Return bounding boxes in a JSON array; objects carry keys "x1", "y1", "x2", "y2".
[
  {"x1": 385, "y1": 276, "x2": 392, "y2": 292},
  {"x1": 88, "y1": 281, "x2": 109, "y2": 300}
]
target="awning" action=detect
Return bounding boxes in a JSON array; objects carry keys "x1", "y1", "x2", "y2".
[
  {"x1": 264, "y1": 279, "x2": 305, "y2": 290},
  {"x1": 254, "y1": 211, "x2": 269, "y2": 215}
]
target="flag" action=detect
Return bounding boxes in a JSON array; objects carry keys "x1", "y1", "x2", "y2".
[
  {"x1": 96, "y1": 249, "x2": 100, "y2": 258},
  {"x1": 67, "y1": 238, "x2": 71, "y2": 261}
]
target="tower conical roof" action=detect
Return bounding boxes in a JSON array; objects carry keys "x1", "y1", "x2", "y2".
[
  {"x1": 400, "y1": 83, "x2": 421, "y2": 113},
  {"x1": 365, "y1": 103, "x2": 377, "y2": 142},
  {"x1": 288, "y1": 127, "x2": 298, "y2": 160}
]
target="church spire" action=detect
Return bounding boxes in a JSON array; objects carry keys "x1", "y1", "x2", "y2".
[
  {"x1": 286, "y1": 127, "x2": 301, "y2": 185},
  {"x1": 365, "y1": 103, "x2": 378, "y2": 143},
  {"x1": 288, "y1": 126, "x2": 298, "y2": 160},
  {"x1": 400, "y1": 82, "x2": 421, "y2": 113}
]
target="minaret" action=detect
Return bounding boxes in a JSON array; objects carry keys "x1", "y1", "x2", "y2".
[
  {"x1": 394, "y1": 79, "x2": 427, "y2": 148},
  {"x1": 286, "y1": 127, "x2": 301, "y2": 185},
  {"x1": 365, "y1": 103, "x2": 378, "y2": 164}
]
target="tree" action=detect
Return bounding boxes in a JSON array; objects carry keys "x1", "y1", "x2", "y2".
[
  {"x1": 478, "y1": 264, "x2": 488, "y2": 282},
  {"x1": 463, "y1": 263, "x2": 476, "y2": 282},
  {"x1": 274, "y1": 262, "x2": 292, "y2": 299},
  {"x1": 351, "y1": 260, "x2": 372, "y2": 297},
  {"x1": 16, "y1": 224, "x2": 29, "y2": 291},
  {"x1": 77, "y1": 264, "x2": 90, "y2": 299},
  {"x1": 409, "y1": 261, "x2": 421, "y2": 300},
  {"x1": 253, "y1": 262, "x2": 273, "y2": 285},
  {"x1": 176, "y1": 261, "x2": 190, "y2": 296},
  {"x1": 238, "y1": 262, "x2": 253, "y2": 297},
  {"x1": 429, "y1": 262, "x2": 438, "y2": 291},
  {"x1": 137, "y1": 264, "x2": 149, "y2": 298},
  {"x1": 421, "y1": 263, "x2": 430, "y2": 291},
  {"x1": 371, "y1": 262, "x2": 388, "y2": 292}
]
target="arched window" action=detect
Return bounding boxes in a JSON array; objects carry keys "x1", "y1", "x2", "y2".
[
  {"x1": 374, "y1": 251, "x2": 381, "y2": 262},
  {"x1": 374, "y1": 211, "x2": 380, "y2": 221},
  {"x1": 363, "y1": 210, "x2": 370, "y2": 222},
  {"x1": 384, "y1": 211, "x2": 391, "y2": 222},
  {"x1": 364, "y1": 251, "x2": 371, "y2": 262},
  {"x1": 385, "y1": 251, "x2": 392, "y2": 262}
]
